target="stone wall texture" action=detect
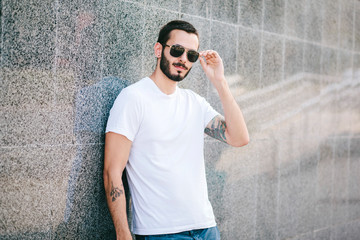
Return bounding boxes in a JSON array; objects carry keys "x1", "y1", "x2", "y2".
[{"x1": 1, "y1": 0, "x2": 360, "y2": 239}]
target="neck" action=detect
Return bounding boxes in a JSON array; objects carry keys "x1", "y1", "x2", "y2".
[{"x1": 149, "y1": 68, "x2": 178, "y2": 95}]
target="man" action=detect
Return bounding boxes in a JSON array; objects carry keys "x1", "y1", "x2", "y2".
[{"x1": 104, "y1": 20, "x2": 249, "y2": 240}]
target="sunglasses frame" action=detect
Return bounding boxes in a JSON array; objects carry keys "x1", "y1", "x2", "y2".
[{"x1": 163, "y1": 44, "x2": 199, "y2": 63}]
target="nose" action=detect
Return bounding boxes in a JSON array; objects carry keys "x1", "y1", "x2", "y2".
[{"x1": 179, "y1": 51, "x2": 188, "y2": 63}]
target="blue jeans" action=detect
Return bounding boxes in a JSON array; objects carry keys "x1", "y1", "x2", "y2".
[{"x1": 135, "y1": 226, "x2": 221, "y2": 240}]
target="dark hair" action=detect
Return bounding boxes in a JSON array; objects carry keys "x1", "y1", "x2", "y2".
[{"x1": 157, "y1": 20, "x2": 199, "y2": 46}]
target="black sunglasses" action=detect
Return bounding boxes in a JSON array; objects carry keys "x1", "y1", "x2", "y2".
[{"x1": 163, "y1": 44, "x2": 199, "y2": 63}]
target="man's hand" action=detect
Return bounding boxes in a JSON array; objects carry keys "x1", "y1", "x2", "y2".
[{"x1": 199, "y1": 50, "x2": 225, "y2": 88}]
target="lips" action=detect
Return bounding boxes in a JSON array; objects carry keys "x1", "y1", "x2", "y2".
[{"x1": 173, "y1": 63, "x2": 188, "y2": 70}]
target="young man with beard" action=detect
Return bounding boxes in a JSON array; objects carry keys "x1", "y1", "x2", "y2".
[{"x1": 104, "y1": 20, "x2": 249, "y2": 240}]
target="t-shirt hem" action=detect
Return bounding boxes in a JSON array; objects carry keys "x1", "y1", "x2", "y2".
[{"x1": 132, "y1": 220, "x2": 217, "y2": 235}]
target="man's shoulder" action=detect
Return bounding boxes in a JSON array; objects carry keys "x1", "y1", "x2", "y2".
[
  {"x1": 125, "y1": 77, "x2": 149, "y2": 90},
  {"x1": 119, "y1": 77, "x2": 149, "y2": 97}
]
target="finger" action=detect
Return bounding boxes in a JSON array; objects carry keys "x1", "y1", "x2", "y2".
[
  {"x1": 208, "y1": 51, "x2": 217, "y2": 58},
  {"x1": 200, "y1": 50, "x2": 212, "y2": 57},
  {"x1": 199, "y1": 55, "x2": 207, "y2": 69},
  {"x1": 205, "y1": 51, "x2": 218, "y2": 60},
  {"x1": 202, "y1": 53, "x2": 213, "y2": 62},
  {"x1": 199, "y1": 51, "x2": 208, "y2": 58}
]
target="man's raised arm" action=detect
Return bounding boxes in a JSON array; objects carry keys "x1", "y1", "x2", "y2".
[
  {"x1": 200, "y1": 50, "x2": 249, "y2": 147},
  {"x1": 104, "y1": 132, "x2": 133, "y2": 240}
]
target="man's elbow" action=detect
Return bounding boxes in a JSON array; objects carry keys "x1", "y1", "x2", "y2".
[
  {"x1": 228, "y1": 135, "x2": 250, "y2": 147},
  {"x1": 103, "y1": 167, "x2": 121, "y2": 182}
]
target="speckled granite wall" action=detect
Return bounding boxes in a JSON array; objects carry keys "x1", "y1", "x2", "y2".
[{"x1": 1, "y1": 0, "x2": 359, "y2": 239}]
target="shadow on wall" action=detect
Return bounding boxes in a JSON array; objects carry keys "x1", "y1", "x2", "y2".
[
  {"x1": 55, "y1": 76, "x2": 130, "y2": 239},
  {"x1": 52, "y1": 6, "x2": 139, "y2": 237}
]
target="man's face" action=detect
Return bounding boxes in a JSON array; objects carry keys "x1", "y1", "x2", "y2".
[{"x1": 159, "y1": 30, "x2": 199, "y2": 82}]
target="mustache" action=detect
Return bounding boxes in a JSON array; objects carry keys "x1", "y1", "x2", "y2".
[{"x1": 173, "y1": 62, "x2": 188, "y2": 70}]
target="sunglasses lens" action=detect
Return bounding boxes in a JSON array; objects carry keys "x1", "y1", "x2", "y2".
[
  {"x1": 169, "y1": 45, "x2": 199, "y2": 62},
  {"x1": 170, "y1": 45, "x2": 185, "y2": 57},
  {"x1": 187, "y1": 50, "x2": 199, "y2": 62}
]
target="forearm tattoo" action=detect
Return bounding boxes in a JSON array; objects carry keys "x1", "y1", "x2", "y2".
[
  {"x1": 110, "y1": 181, "x2": 123, "y2": 202},
  {"x1": 205, "y1": 115, "x2": 227, "y2": 143}
]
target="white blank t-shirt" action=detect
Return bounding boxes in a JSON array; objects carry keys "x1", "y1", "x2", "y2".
[{"x1": 106, "y1": 77, "x2": 219, "y2": 235}]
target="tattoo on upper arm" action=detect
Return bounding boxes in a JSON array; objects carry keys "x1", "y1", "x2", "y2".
[
  {"x1": 110, "y1": 181, "x2": 124, "y2": 202},
  {"x1": 204, "y1": 115, "x2": 227, "y2": 143}
]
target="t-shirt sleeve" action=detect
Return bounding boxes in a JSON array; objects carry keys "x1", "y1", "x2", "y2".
[{"x1": 105, "y1": 88, "x2": 142, "y2": 141}]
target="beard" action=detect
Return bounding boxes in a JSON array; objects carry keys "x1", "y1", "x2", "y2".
[{"x1": 159, "y1": 50, "x2": 191, "y2": 82}]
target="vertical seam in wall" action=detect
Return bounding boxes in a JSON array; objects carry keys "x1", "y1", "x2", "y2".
[
  {"x1": 335, "y1": 0, "x2": 341, "y2": 162},
  {"x1": 302, "y1": 0, "x2": 308, "y2": 73},
  {"x1": 259, "y1": 0, "x2": 265, "y2": 88},
  {"x1": 100, "y1": 0, "x2": 105, "y2": 82},
  {"x1": 275, "y1": 139, "x2": 281, "y2": 240},
  {"x1": 319, "y1": 0, "x2": 324, "y2": 89},
  {"x1": 282, "y1": 0, "x2": 287, "y2": 82},
  {"x1": 0, "y1": 0, "x2": 4, "y2": 66},
  {"x1": 251, "y1": 1, "x2": 258, "y2": 223},
  {"x1": 236, "y1": 0, "x2": 240, "y2": 75},
  {"x1": 299, "y1": 0, "x2": 305, "y2": 77},
  {"x1": 53, "y1": 0, "x2": 59, "y2": 107},
  {"x1": 253, "y1": 139, "x2": 258, "y2": 240},
  {"x1": 235, "y1": 24, "x2": 239, "y2": 76},
  {"x1": 351, "y1": 0, "x2": 356, "y2": 53},
  {"x1": 97, "y1": 0, "x2": 106, "y2": 149},
  {"x1": 281, "y1": 2, "x2": 287, "y2": 237},
  {"x1": 141, "y1": 0, "x2": 146, "y2": 77},
  {"x1": 237, "y1": 0, "x2": 241, "y2": 25},
  {"x1": 336, "y1": 0, "x2": 341, "y2": 78},
  {"x1": 330, "y1": 139, "x2": 335, "y2": 240},
  {"x1": 345, "y1": 137, "x2": 350, "y2": 222},
  {"x1": 314, "y1": 141, "x2": 320, "y2": 235},
  {"x1": 338, "y1": 0, "x2": 341, "y2": 49},
  {"x1": 351, "y1": 0, "x2": 356, "y2": 88},
  {"x1": 207, "y1": 0, "x2": 213, "y2": 99},
  {"x1": 50, "y1": 1, "x2": 60, "y2": 237}
]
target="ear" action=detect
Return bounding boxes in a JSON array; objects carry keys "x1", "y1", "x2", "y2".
[{"x1": 154, "y1": 42, "x2": 163, "y2": 58}]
